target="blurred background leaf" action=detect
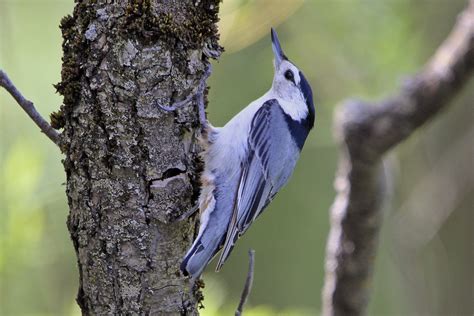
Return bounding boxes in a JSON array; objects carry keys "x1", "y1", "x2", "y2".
[
  {"x1": 0, "y1": 0, "x2": 472, "y2": 315},
  {"x1": 219, "y1": 0, "x2": 304, "y2": 54}
]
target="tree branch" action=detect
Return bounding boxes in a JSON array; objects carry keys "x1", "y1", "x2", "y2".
[
  {"x1": 236, "y1": 249, "x2": 255, "y2": 316},
  {"x1": 0, "y1": 70, "x2": 60, "y2": 146},
  {"x1": 322, "y1": 1, "x2": 474, "y2": 315}
]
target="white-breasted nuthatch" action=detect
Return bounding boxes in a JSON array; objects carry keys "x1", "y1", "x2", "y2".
[{"x1": 181, "y1": 28, "x2": 315, "y2": 279}]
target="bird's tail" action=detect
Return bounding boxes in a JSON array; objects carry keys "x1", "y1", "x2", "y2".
[
  {"x1": 180, "y1": 132, "x2": 227, "y2": 279},
  {"x1": 180, "y1": 233, "x2": 224, "y2": 279},
  {"x1": 180, "y1": 176, "x2": 223, "y2": 279}
]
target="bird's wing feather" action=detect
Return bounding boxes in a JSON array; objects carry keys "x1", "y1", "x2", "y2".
[{"x1": 216, "y1": 101, "x2": 277, "y2": 270}]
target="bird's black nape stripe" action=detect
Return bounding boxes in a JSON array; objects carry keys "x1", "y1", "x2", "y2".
[
  {"x1": 283, "y1": 112, "x2": 309, "y2": 150},
  {"x1": 298, "y1": 71, "x2": 315, "y2": 130}
]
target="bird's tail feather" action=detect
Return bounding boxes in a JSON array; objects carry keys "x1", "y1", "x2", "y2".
[
  {"x1": 180, "y1": 233, "x2": 225, "y2": 279},
  {"x1": 215, "y1": 229, "x2": 238, "y2": 271}
]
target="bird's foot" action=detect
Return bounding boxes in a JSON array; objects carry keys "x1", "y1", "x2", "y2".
[
  {"x1": 155, "y1": 64, "x2": 212, "y2": 130},
  {"x1": 174, "y1": 203, "x2": 199, "y2": 222}
]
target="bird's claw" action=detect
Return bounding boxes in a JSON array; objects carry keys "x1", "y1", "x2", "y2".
[{"x1": 175, "y1": 203, "x2": 199, "y2": 222}]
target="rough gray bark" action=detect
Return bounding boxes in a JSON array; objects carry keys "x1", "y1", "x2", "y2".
[
  {"x1": 322, "y1": 2, "x2": 474, "y2": 316},
  {"x1": 54, "y1": 0, "x2": 221, "y2": 314}
]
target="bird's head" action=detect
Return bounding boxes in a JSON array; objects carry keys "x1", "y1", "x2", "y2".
[{"x1": 270, "y1": 28, "x2": 315, "y2": 126}]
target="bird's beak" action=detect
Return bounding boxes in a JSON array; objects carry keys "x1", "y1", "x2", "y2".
[{"x1": 271, "y1": 28, "x2": 286, "y2": 69}]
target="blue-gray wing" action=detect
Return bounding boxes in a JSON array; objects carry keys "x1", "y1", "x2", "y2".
[{"x1": 216, "y1": 99, "x2": 299, "y2": 270}]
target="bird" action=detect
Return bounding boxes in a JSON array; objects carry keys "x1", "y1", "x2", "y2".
[{"x1": 180, "y1": 28, "x2": 315, "y2": 279}]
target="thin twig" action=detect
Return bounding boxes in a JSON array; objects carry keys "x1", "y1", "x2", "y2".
[
  {"x1": 322, "y1": 2, "x2": 474, "y2": 316},
  {"x1": 0, "y1": 69, "x2": 60, "y2": 146},
  {"x1": 235, "y1": 249, "x2": 255, "y2": 316}
]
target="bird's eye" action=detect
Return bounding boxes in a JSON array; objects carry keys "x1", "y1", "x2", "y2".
[{"x1": 284, "y1": 70, "x2": 294, "y2": 83}]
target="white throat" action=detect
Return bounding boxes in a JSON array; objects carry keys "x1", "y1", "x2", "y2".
[{"x1": 266, "y1": 90, "x2": 308, "y2": 122}]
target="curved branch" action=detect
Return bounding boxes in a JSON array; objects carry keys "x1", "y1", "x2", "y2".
[
  {"x1": 0, "y1": 70, "x2": 60, "y2": 146},
  {"x1": 322, "y1": 1, "x2": 474, "y2": 315}
]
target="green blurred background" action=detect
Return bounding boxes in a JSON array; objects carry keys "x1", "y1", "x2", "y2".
[{"x1": 0, "y1": 0, "x2": 472, "y2": 315}]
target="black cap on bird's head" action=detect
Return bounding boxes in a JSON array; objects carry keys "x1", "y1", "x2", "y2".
[
  {"x1": 270, "y1": 27, "x2": 315, "y2": 131},
  {"x1": 271, "y1": 28, "x2": 288, "y2": 69}
]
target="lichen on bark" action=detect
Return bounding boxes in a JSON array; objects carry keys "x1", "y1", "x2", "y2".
[{"x1": 54, "y1": 0, "x2": 222, "y2": 314}]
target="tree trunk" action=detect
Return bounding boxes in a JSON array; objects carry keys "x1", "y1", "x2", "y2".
[{"x1": 55, "y1": 1, "x2": 221, "y2": 314}]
